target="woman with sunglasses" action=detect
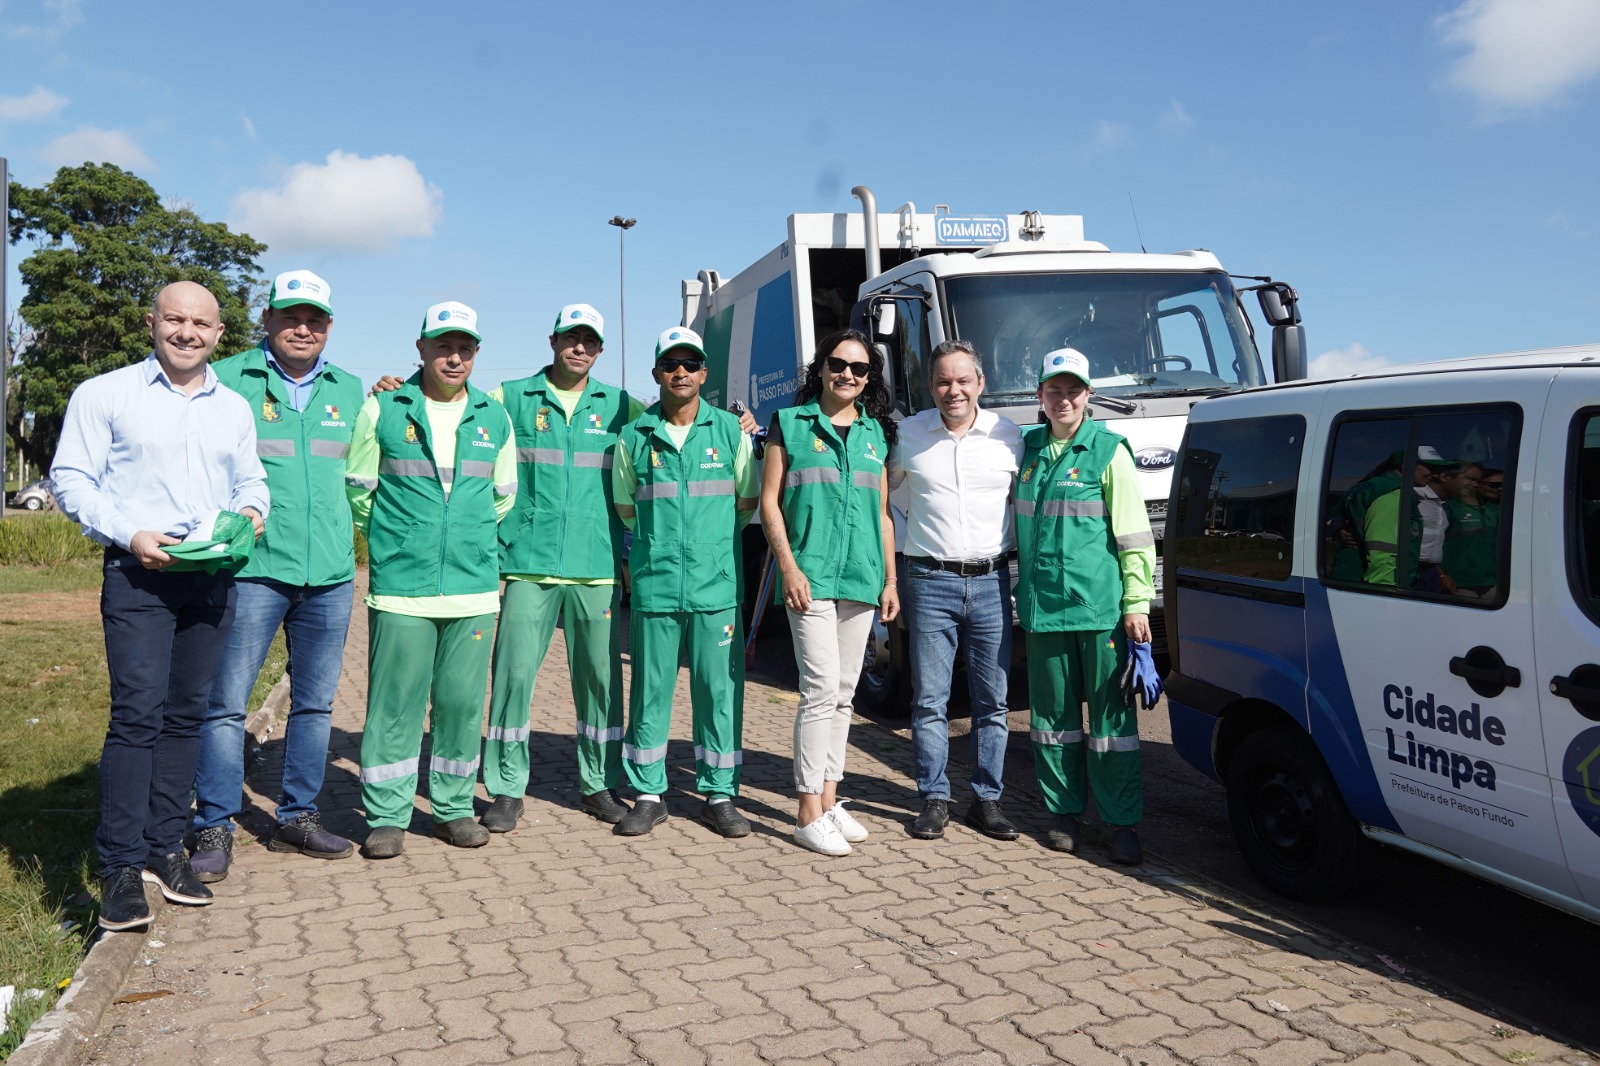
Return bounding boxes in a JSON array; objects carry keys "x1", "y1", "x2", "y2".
[{"x1": 760, "y1": 329, "x2": 900, "y2": 855}]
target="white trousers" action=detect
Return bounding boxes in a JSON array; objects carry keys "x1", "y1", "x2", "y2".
[{"x1": 787, "y1": 598, "x2": 877, "y2": 794}]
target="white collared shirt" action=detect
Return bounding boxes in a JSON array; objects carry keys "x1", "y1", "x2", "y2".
[
  {"x1": 1414, "y1": 484, "x2": 1447, "y2": 564},
  {"x1": 888, "y1": 407, "x2": 1024, "y2": 561}
]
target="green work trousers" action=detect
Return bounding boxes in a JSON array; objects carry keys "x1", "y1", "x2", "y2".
[
  {"x1": 360, "y1": 609, "x2": 495, "y2": 828},
  {"x1": 623, "y1": 607, "x2": 744, "y2": 797},
  {"x1": 1025, "y1": 627, "x2": 1142, "y2": 826},
  {"x1": 483, "y1": 580, "x2": 624, "y2": 798}
]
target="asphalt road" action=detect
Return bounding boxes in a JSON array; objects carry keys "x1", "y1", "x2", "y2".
[{"x1": 742, "y1": 627, "x2": 1600, "y2": 1053}]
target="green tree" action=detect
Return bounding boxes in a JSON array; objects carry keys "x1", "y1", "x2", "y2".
[{"x1": 5, "y1": 163, "x2": 267, "y2": 473}]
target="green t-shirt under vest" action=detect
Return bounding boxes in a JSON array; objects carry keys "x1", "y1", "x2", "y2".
[
  {"x1": 213, "y1": 344, "x2": 364, "y2": 587},
  {"x1": 772, "y1": 401, "x2": 888, "y2": 606}
]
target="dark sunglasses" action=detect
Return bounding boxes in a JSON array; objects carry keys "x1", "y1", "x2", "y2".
[
  {"x1": 656, "y1": 357, "x2": 704, "y2": 374},
  {"x1": 826, "y1": 356, "x2": 872, "y2": 378},
  {"x1": 1481, "y1": 481, "x2": 1504, "y2": 489}
]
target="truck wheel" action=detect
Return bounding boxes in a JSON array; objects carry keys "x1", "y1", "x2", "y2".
[
  {"x1": 1225, "y1": 727, "x2": 1369, "y2": 902},
  {"x1": 856, "y1": 615, "x2": 910, "y2": 717}
]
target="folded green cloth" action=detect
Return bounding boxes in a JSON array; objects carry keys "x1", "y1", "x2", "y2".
[{"x1": 164, "y1": 510, "x2": 256, "y2": 573}]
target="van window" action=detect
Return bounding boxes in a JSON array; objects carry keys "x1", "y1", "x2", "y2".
[
  {"x1": 1572, "y1": 411, "x2": 1600, "y2": 623},
  {"x1": 1172, "y1": 415, "x2": 1304, "y2": 582},
  {"x1": 1320, "y1": 405, "x2": 1519, "y2": 604}
]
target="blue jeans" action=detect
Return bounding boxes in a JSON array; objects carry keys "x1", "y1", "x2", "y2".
[
  {"x1": 98, "y1": 555, "x2": 235, "y2": 876},
  {"x1": 903, "y1": 560, "x2": 1013, "y2": 802},
  {"x1": 193, "y1": 578, "x2": 353, "y2": 832}
]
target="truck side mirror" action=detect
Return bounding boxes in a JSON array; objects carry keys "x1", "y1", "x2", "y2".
[
  {"x1": 1257, "y1": 283, "x2": 1301, "y2": 327},
  {"x1": 874, "y1": 301, "x2": 897, "y2": 339}
]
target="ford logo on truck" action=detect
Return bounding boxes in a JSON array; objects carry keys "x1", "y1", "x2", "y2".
[{"x1": 1135, "y1": 446, "x2": 1176, "y2": 471}]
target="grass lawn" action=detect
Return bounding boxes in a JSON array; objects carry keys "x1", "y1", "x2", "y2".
[{"x1": 0, "y1": 558, "x2": 286, "y2": 1056}]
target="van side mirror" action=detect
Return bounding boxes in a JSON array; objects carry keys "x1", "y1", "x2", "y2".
[{"x1": 1272, "y1": 324, "x2": 1307, "y2": 382}]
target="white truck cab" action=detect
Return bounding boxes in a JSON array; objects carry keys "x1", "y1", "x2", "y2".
[{"x1": 1164, "y1": 344, "x2": 1600, "y2": 923}]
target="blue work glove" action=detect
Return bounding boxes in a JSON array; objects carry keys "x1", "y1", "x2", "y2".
[{"x1": 1120, "y1": 641, "x2": 1164, "y2": 710}]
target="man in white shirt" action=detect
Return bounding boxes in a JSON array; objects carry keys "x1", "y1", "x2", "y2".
[{"x1": 887, "y1": 340, "x2": 1024, "y2": 841}]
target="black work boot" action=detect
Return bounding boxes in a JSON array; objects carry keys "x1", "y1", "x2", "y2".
[
  {"x1": 580, "y1": 789, "x2": 630, "y2": 824},
  {"x1": 615, "y1": 798, "x2": 668, "y2": 837},
  {"x1": 964, "y1": 800, "x2": 1020, "y2": 841},
  {"x1": 1109, "y1": 827, "x2": 1143, "y2": 866},
  {"x1": 1043, "y1": 815, "x2": 1082, "y2": 854},
  {"x1": 698, "y1": 799, "x2": 751, "y2": 839},
  {"x1": 436, "y1": 817, "x2": 491, "y2": 848},
  {"x1": 361, "y1": 826, "x2": 405, "y2": 859},
  {"x1": 480, "y1": 796, "x2": 524, "y2": 834}
]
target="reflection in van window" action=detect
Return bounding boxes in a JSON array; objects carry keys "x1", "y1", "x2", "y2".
[
  {"x1": 1321, "y1": 406, "x2": 1517, "y2": 604},
  {"x1": 1173, "y1": 415, "x2": 1304, "y2": 582}
]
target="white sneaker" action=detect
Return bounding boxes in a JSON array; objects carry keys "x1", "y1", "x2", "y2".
[
  {"x1": 794, "y1": 815, "x2": 852, "y2": 856},
  {"x1": 828, "y1": 800, "x2": 869, "y2": 844}
]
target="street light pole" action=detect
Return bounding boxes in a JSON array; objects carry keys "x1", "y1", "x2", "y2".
[
  {"x1": 607, "y1": 215, "x2": 636, "y2": 391},
  {"x1": 2, "y1": 156, "x2": 9, "y2": 518}
]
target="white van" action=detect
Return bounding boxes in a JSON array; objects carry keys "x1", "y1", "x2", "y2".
[{"x1": 1163, "y1": 344, "x2": 1600, "y2": 924}]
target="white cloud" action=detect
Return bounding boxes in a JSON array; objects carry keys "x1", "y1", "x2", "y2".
[
  {"x1": 38, "y1": 127, "x2": 153, "y2": 172},
  {"x1": 1545, "y1": 207, "x2": 1591, "y2": 238},
  {"x1": 231, "y1": 151, "x2": 443, "y2": 253},
  {"x1": 239, "y1": 112, "x2": 257, "y2": 140},
  {"x1": 1308, "y1": 342, "x2": 1390, "y2": 379},
  {"x1": 1436, "y1": 0, "x2": 1600, "y2": 115},
  {"x1": 0, "y1": 86, "x2": 68, "y2": 122},
  {"x1": 1160, "y1": 99, "x2": 1194, "y2": 131},
  {"x1": 1085, "y1": 120, "x2": 1130, "y2": 156},
  {"x1": 3, "y1": 0, "x2": 84, "y2": 39}
]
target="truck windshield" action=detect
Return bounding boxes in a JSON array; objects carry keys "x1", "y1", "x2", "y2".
[{"x1": 943, "y1": 271, "x2": 1264, "y2": 404}]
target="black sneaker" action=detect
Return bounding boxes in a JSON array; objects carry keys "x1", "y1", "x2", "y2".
[
  {"x1": 580, "y1": 789, "x2": 630, "y2": 824},
  {"x1": 614, "y1": 798, "x2": 668, "y2": 837},
  {"x1": 698, "y1": 799, "x2": 751, "y2": 839},
  {"x1": 964, "y1": 800, "x2": 1020, "y2": 841},
  {"x1": 98, "y1": 867, "x2": 151, "y2": 931},
  {"x1": 269, "y1": 812, "x2": 355, "y2": 859},
  {"x1": 1109, "y1": 827, "x2": 1143, "y2": 866},
  {"x1": 435, "y1": 817, "x2": 490, "y2": 848},
  {"x1": 1043, "y1": 815, "x2": 1082, "y2": 854},
  {"x1": 143, "y1": 850, "x2": 214, "y2": 906},
  {"x1": 189, "y1": 826, "x2": 233, "y2": 883},
  {"x1": 480, "y1": 796, "x2": 524, "y2": 834},
  {"x1": 910, "y1": 799, "x2": 950, "y2": 839},
  {"x1": 361, "y1": 826, "x2": 406, "y2": 859}
]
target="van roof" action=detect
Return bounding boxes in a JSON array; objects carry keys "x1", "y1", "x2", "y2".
[{"x1": 1243, "y1": 342, "x2": 1600, "y2": 398}]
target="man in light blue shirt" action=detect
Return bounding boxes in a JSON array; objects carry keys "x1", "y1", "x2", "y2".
[{"x1": 52, "y1": 280, "x2": 268, "y2": 932}]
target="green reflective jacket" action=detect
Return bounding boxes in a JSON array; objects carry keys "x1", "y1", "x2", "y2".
[{"x1": 773, "y1": 402, "x2": 887, "y2": 605}]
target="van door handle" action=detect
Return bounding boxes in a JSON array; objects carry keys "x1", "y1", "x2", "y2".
[
  {"x1": 1550, "y1": 664, "x2": 1600, "y2": 723},
  {"x1": 1448, "y1": 646, "x2": 1521, "y2": 699}
]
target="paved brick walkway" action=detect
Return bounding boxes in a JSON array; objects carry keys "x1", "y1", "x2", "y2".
[{"x1": 79, "y1": 587, "x2": 1590, "y2": 1065}]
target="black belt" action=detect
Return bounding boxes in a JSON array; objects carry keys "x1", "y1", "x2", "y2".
[{"x1": 908, "y1": 553, "x2": 1011, "y2": 577}]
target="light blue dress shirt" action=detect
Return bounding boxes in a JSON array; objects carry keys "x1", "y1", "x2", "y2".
[
  {"x1": 51, "y1": 355, "x2": 271, "y2": 552},
  {"x1": 263, "y1": 343, "x2": 325, "y2": 413}
]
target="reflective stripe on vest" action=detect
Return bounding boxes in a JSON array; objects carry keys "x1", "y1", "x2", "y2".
[{"x1": 257, "y1": 438, "x2": 296, "y2": 457}]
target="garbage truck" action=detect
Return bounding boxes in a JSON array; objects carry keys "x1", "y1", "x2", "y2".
[{"x1": 679, "y1": 186, "x2": 1307, "y2": 711}]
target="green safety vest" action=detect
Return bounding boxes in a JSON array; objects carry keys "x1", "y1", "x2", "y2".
[
  {"x1": 1329, "y1": 470, "x2": 1401, "y2": 582},
  {"x1": 1362, "y1": 488, "x2": 1424, "y2": 587},
  {"x1": 1013, "y1": 419, "x2": 1131, "y2": 632},
  {"x1": 621, "y1": 402, "x2": 744, "y2": 613},
  {"x1": 1443, "y1": 498, "x2": 1499, "y2": 587},
  {"x1": 773, "y1": 401, "x2": 887, "y2": 605},
  {"x1": 366, "y1": 377, "x2": 511, "y2": 598},
  {"x1": 213, "y1": 345, "x2": 364, "y2": 586},
  {"x1": 498, "y1": 370, "x2": 631, "y2": 579}
]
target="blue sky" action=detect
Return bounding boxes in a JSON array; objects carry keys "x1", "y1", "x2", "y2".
[{"x1": 3, "y1": 0, "x2": 1599, "y2": 394}]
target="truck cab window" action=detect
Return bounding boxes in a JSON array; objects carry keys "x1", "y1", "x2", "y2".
[
  {"x1": 1173, "y1": 415, "x2": 1304, "y2": 582},
  {"x1": 894, "y1": 293, "x2": 932, "y2": 413},
  {"x1": 1321, "y1": 406, "x2": 1518, "y2": 605}
]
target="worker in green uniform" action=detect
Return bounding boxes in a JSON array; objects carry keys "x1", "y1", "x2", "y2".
[
  {"x1": 1014, "y1": 348, "x2": 1155, "y2": 865},
  {"x1": 478, "y1": 304, "x2": 643, "y2": 831},
  {"x1": 1362, "y1": 447, "x2": 1458, "y2": 590},
  {"x1": 345, "y1": 301, "x2": 517, "y2": 858},
  {"x1": 1444, "y1": 463, "x2": 1501, "y2": 599},
  {"x1": 611, "y1": 327, "x2": 759, "y2": 839}
]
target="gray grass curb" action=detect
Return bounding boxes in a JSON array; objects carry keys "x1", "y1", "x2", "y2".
[
  {"x1": 8, "y1": 886, "x2": 163, "y2": 1066},
  {"x1": 10, "y1": 673, "x2": 290, "y2": 1066}
]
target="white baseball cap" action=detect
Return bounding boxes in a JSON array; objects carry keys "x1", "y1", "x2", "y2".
[
  {"x1": 553, "y1": 303, "x2": 604, "y2": 343},
  {"x1": 421, "y1": 301, "x2": 481, "y2": 342},
  {"x1": 268, "y1": 269, "x2": 332, "y2": 315},
  {"x1": 1039, "y1": 347, "x2": 1092, "y2": 388},
  {"x1": 655, "y1": 326, "x2": 706, "y2": 361}
]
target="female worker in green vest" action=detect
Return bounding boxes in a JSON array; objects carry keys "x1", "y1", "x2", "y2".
[
  {"x1": 1014, "y1": 348, "x2": 1156, "y2": 865},
  {"x1": 344, "y1": 301, "x2": 518, "y2": 858},
  {"x1": 760, "y1": 329, "x2": 899, "y2": 856},
  {"x1": 611, "y1": 327, "x2": 760, "y2": 840}
]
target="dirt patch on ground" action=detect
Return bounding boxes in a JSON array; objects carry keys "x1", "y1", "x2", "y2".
[{"x1": 0, "y1": 589, "x2": 100, "y2": 624}]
